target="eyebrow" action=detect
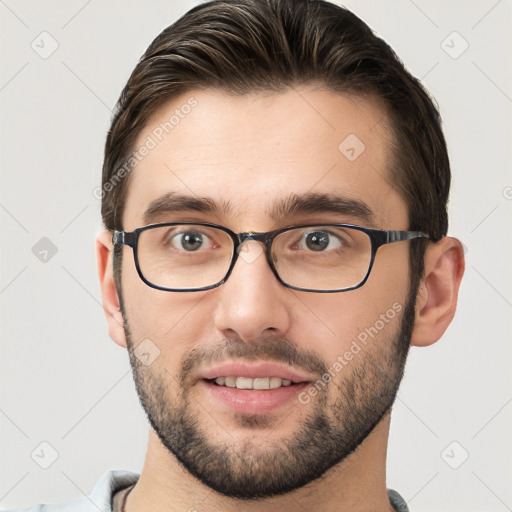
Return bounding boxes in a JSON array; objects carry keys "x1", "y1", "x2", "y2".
[{"x1": 143, "y1": 191, "x2": 375, "y2": 227}]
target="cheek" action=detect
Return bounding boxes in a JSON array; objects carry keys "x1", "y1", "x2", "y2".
[
  {"x1": 121, "y1": 261, "x2": 209, "y2": 356},
  {"x1": 292, "y1": 248, "x2": 410, "y2": 362}
]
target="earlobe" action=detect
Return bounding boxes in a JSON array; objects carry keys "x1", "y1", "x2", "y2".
[
  {"x1": 410, "y1": 237, "x2": 465, "y2": 347},
  {"x1": 96, "y1": 230, "x2": 128, "y2": 348}
]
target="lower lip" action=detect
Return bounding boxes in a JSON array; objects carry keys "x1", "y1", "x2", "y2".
[{"x1": 201, "y1": 379, "x2": 309, "y2": 415}]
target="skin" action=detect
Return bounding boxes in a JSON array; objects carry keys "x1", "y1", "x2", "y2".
[{"x1": 97, "y1": 86, "x2": 465, "y2": 512}]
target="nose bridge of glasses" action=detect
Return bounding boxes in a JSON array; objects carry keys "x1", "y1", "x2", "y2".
[
  {"x1": 233, "y1": 232, "x2": 274, "y2": 267},
  {"x1": 236, "y1": 232, "x2": 269, "y2": 245},
  {"x1": 236, "y1": 230, "x2": 276, "y2": 251}
]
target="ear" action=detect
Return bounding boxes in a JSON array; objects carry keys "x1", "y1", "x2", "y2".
[
  {"x1": 410, "y1": 237, "x2": 465, "y2": 347},
  {"x1": 96, "y1": 230, "x2": 127, "y2": 348}
]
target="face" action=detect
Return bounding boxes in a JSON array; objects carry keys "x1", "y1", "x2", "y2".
[{"x1": 117, "y1": 86, "x2": 417, "y2": 498}]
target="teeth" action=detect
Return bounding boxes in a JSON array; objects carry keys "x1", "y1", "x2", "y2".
[
  {"x1": 224, "y1": 376, "x2": 236, "y2": 388},
  {"x1": 253, "y1": 378, "x2": 270, "y2": 390},
  {"x1": 213, "y1": 376, "x2": 294, "y2": 389},
  {"x1": 236, "y1": 377, "x2": 253, "y2": 389}
]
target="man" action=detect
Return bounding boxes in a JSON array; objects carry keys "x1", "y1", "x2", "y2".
[{"x1": 10, "y1": 0, "x2": 464, "y2": 510}]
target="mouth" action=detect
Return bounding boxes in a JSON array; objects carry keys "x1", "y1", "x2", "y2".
[
  {"x1": 199, "y1": 361, "x2": 312, "y2": 387},
  {"x1": 206, "y1": 376, "x2": 296, "y2": 390},
  {"x1": 198, "y1": 362, "x2": 313, "y2": 415}
]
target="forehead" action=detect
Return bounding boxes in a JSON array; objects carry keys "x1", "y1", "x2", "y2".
[{"x1": 123, "y1": 86, "x2": 407, "y2": 231}]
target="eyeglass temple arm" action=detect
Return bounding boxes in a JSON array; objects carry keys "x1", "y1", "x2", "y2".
[
  {"x1": 112, "y1": 230, "x2": 136, "y2": 247},
  {"x1": 386, "y1": 230, "x2": 430, "y2": 243}
]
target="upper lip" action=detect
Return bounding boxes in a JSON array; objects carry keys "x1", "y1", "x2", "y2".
[{"x1": 199, "y1": 361, "x2": 314, "y2": 384}]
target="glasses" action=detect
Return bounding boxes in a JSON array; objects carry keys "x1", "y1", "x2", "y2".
[{"x1": 112, "y1": 222, "x2": 429, "y2": 293}]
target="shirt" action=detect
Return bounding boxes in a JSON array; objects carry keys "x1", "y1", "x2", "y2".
[{"x1": 5, "y1": 470, "x2": 410, "y2": 512}]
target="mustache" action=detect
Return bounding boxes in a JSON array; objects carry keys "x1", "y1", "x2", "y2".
[{"x1": 179, "y1": 335, "x2": 328, "y2": 385}]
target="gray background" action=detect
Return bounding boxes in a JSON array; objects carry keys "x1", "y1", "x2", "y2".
[{"x1": 1, "y1": 1, "x2": 511, "y2": 510}]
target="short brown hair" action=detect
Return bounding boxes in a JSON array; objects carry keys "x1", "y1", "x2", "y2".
[{"x1": 102, "y1": 0, "x2": 449, "y2": 286}]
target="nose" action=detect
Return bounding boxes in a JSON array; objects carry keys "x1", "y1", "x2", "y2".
[{"x1": 212, "y1": 239, "x2": 292, "y2": 342}]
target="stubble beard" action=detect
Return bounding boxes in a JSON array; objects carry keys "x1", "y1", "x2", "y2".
[{"x1": 121, "y1": 288, "x2": 416, "y2": 499}]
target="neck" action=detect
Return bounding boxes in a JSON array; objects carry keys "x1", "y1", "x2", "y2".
[{"x1": 126, "y1": 414, "x2": 395, "y2": 512}]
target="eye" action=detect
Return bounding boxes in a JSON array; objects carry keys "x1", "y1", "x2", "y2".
[
  {"x1": 168, "y1": 229, "x2": 214, "y2": 252},
  {"x1": 297, "y1": 230, "x2": 343, "y2": 252}
]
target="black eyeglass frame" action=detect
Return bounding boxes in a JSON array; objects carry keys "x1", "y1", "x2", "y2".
[{"x1": 112, "y1": 222, "x2": 430, "y2": 293}]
